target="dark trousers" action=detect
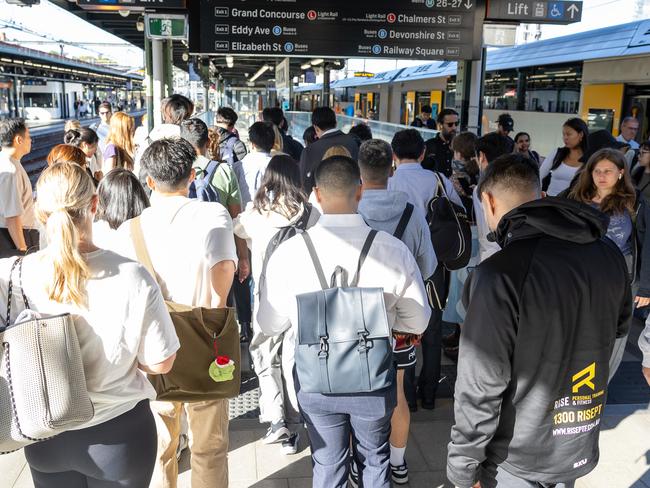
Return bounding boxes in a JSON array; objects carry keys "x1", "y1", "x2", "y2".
[
  {"x1": 298, "y1": 384, "x2": 396, "y2": 488},
  {"x1": 25, "y1": 400, "x2": 157, "y2": 488},
  {"x1": 413, "y1": 265, "x2": 446, "y2": 400},
  {"x1": 479, "y1": 460, "x2": 576, "y2": 488},
  {"x1": 0, "y1": 227, "x2": 39, "y2": 258},
  {"x1": 231, "y1": 275, "x2": 252, "y2": 325}
]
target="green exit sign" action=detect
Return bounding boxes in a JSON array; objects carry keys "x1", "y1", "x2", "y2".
[{"x1": 146, "y1": 14, "x2": 187, "y2": 40}]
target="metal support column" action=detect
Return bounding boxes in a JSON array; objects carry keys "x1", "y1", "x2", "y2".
[
  {"x1": 322, "y1": 66, "x2": 331, "y2": 107},
  {"x1": 144, "y1": 35, "x2": 155, "y2": 132},
  {"x1": 454, "y1": 48, "x2": 485, "y2": 135},
  {"x1": 163, "y1": 40, "x2": 174, "y2": 97},
  {"x1": 152, "y1": 39, "x2": 165, "y2": 128}
]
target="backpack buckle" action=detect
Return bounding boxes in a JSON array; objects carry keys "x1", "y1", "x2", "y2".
[
  {"x1": 319, "y1": 336, "x2": 329, "y2": 357},
  {"x1": 357, "y1": 332, "x2": 369, "y2": 352}
]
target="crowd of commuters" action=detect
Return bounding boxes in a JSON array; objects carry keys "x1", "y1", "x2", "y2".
[{"x1": 0, "y1": 94, "x2": 648, "y2": 488}]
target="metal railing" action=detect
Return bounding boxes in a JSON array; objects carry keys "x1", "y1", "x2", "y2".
[
  {"x1": 285, "y1": 111, "x2": 438, "y2": 144},
  {"x1": 196, "y1": 110, "x2": 438, "y2": 145}
]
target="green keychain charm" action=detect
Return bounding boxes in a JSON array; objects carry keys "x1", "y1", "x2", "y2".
[
  {"x1": 209, "y1": 336, "x2": 234, "y2": 382},
  {"x1": 209, "y1": 356, "x2": 235, "y2": 382}
]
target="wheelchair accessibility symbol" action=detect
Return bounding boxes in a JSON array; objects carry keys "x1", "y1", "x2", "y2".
[{"x1": 548, "y1": 2, "x2": 564, "y2": 18}]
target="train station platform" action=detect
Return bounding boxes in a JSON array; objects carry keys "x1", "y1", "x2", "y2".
[{"x1": 3, "y1": 319, "x2": 649, "y2": 488}]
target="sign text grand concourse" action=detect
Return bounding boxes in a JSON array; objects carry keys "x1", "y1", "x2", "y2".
[{"x1": 189, "y1": 0, "x2": 485, "y2": 61}]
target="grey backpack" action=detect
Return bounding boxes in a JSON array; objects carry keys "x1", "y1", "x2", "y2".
[{"x1": 295, "y1": 230, "x2": 394, "y2": 394}]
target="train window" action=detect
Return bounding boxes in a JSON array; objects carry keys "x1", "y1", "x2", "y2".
[
  {"x1": 24, "y1": 92, "x2": 58, "y2": 109},
  {"x1": 483, "y1": 63, "x2": 582, "y2": 114}
]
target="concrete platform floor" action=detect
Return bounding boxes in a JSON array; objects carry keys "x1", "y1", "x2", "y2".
[{"x1": 3, "y1": 399, "x2": 649, "y2": 488}]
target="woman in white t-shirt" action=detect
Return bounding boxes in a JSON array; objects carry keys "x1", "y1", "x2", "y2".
[
  {"x1": 539, "y1": 117, "x2": 589, "y2": 196},
  {"x1": 0, "y1": 162, "x2": 179, "y2": 488},
  {"x1": 233, "y1": 154, "x2": 320, "y2": 451}
]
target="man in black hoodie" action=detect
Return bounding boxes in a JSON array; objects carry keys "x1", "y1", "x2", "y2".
[{"x1": 447, "y1": 154, "x2": 632, "y2": 488}]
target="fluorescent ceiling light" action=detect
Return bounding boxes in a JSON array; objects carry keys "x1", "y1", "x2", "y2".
[
  {"x1": 250, "y1": 64, "x2": 270, "y2": 82},
  {"x1": 300, "y1": 62, "x2": 311, "y2": 70},
  {"x1": 311, "y1": 58, "x2": 324, "y2": 66},
  {"x1": 226, "y1": 56, "x2": 234, "y2": 68}
]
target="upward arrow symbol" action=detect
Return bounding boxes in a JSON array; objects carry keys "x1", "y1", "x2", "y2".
[
  {"x1": 567, "y1": 4, "x2": 579, "y2": 19},
  {"x1": 464, "y1": 1, "x2": 473, "y2": 9}
]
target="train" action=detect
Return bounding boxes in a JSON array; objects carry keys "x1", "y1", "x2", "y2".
[{"x1": 293, "y1": 19, "x2": 650, "y2": 157}]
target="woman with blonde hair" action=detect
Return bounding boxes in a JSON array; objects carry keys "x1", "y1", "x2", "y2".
[
  {"x1": 0, "y1": 162, "x2": 179, "y2": 487},
  {"x1": 271, "y1": 124, "x2": 284, "y2": 155},
  {"x1": 103, "y1": 112, "x2": 135, "y2": 172}
]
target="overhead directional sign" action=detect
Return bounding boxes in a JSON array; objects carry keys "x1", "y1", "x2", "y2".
[
  {"x1": 77, "y1": 0, "x2": 185, "y2": 10},
  {"x1": 486, "y1": 0, "x2": 582, "y2": 24},
  {"x1": 189, "y1": 0, "x2": 486, "y2": 61}
]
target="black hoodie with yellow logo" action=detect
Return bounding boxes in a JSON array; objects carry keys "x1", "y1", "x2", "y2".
[{"x1": 447, "y1": 197, "x2": 633, "y2": 487}]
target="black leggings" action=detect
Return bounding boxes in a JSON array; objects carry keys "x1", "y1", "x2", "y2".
[{"x1": 24, "y1": 400, "x2": 157, "y2": 488}]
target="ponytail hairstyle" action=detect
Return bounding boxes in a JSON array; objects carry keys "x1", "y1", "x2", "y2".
[
  {"x1": 35, "y1": 162, "x2": 95, "y2": 307},
  {"x1": 64, "y1": 127, "x2": 99, "y2": 147}
]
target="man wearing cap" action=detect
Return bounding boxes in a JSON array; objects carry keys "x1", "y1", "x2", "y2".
[{"x1": 496, "y1": 113, "x2": 515, "y2": 153}]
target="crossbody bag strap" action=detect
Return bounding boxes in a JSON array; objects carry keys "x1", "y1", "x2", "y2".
[
  {"x1": 4, "y1": 257, "x2": 28, "y2": 328},
  {"x1": 130, "y1": 216, "x2": 158, "y2": 285},
  {"x1": 350, "y1": 230, "x2": 378, "y2": 287},
  {"x1": 393, "y1": 203, "x2": 414, "y2": 240},
  {"x1": 301, "y1": 232, "x2": 328, "y2": 290}
]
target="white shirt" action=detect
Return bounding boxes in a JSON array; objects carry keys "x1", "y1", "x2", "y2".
[
  {"x1": 388, "y1": 162, "x2": 463, "y2": 216},
  {"x1": 259, "y1": 213, "x2": 430, "y2": 337},
  {"x1": 93, "y1": 220, "x2": 119, "y2": 251},
  {"x1": 472, "y1": 186, "x2": 500, "y2": 262},
  {"x1": 0, "y1": 250, "x2": 180, "y2": 428},
  {"x1": 240, "y1": 151, "x2": 271, "y2": 205},
  {"x1": 539, "y1": 149, "x2": 580, "y2": 196},
  {"x1": 87, "y1": 151, "x2": 103, "y2": 176},
  {"x1": 116, "y1": 195, "x2": 237, "y2": 308},
  {"x1": 0, "y1": 151, "x2": 35, "y2": 229},
  {"x1": 617, "y1": 134, "x2": 640, "y2": 150}
]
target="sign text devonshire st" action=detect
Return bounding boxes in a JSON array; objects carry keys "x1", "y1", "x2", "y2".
[{"x1": 189, "y1": 0, "x2": 486, "y2": 61}]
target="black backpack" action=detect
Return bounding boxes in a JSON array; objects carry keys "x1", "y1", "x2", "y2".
[{"x1": 426, "y1": 173, "x2": 471, "y2": 270}]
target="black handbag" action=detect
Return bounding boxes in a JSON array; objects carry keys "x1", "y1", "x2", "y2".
[{"x1": 427, "y1": 173, "x2": 472, "y2": 270}]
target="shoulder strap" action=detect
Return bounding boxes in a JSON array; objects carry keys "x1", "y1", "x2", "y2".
[
  {"x1": 4, "y1": 257, "x2": 28, "y2": 328},
  {"x1": 302, "y1": 232, "x2": 328, "y2": 290},
  {"x1": 434, "y1": 172, "x2": 448, "y2": 199},
  {"x1": 295, "y1": 203, "x2": 313, "y2": 230},
  {"x1": 130, "y1": 216, "x2": 158, "y2": 285},
  {"x1": 393, "y1": 203, "x2": 414, "y2": 240},
  {"x1": 204, "y1": 159, "x2": 221, "y2": 181},
  {"x1": 350, "y1": 230, "x2": 378, "y2": 287}
]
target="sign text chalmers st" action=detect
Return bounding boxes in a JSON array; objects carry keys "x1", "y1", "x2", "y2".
[{"x1": 188, "y1": 1, "x2": 484, "y2": 61}]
